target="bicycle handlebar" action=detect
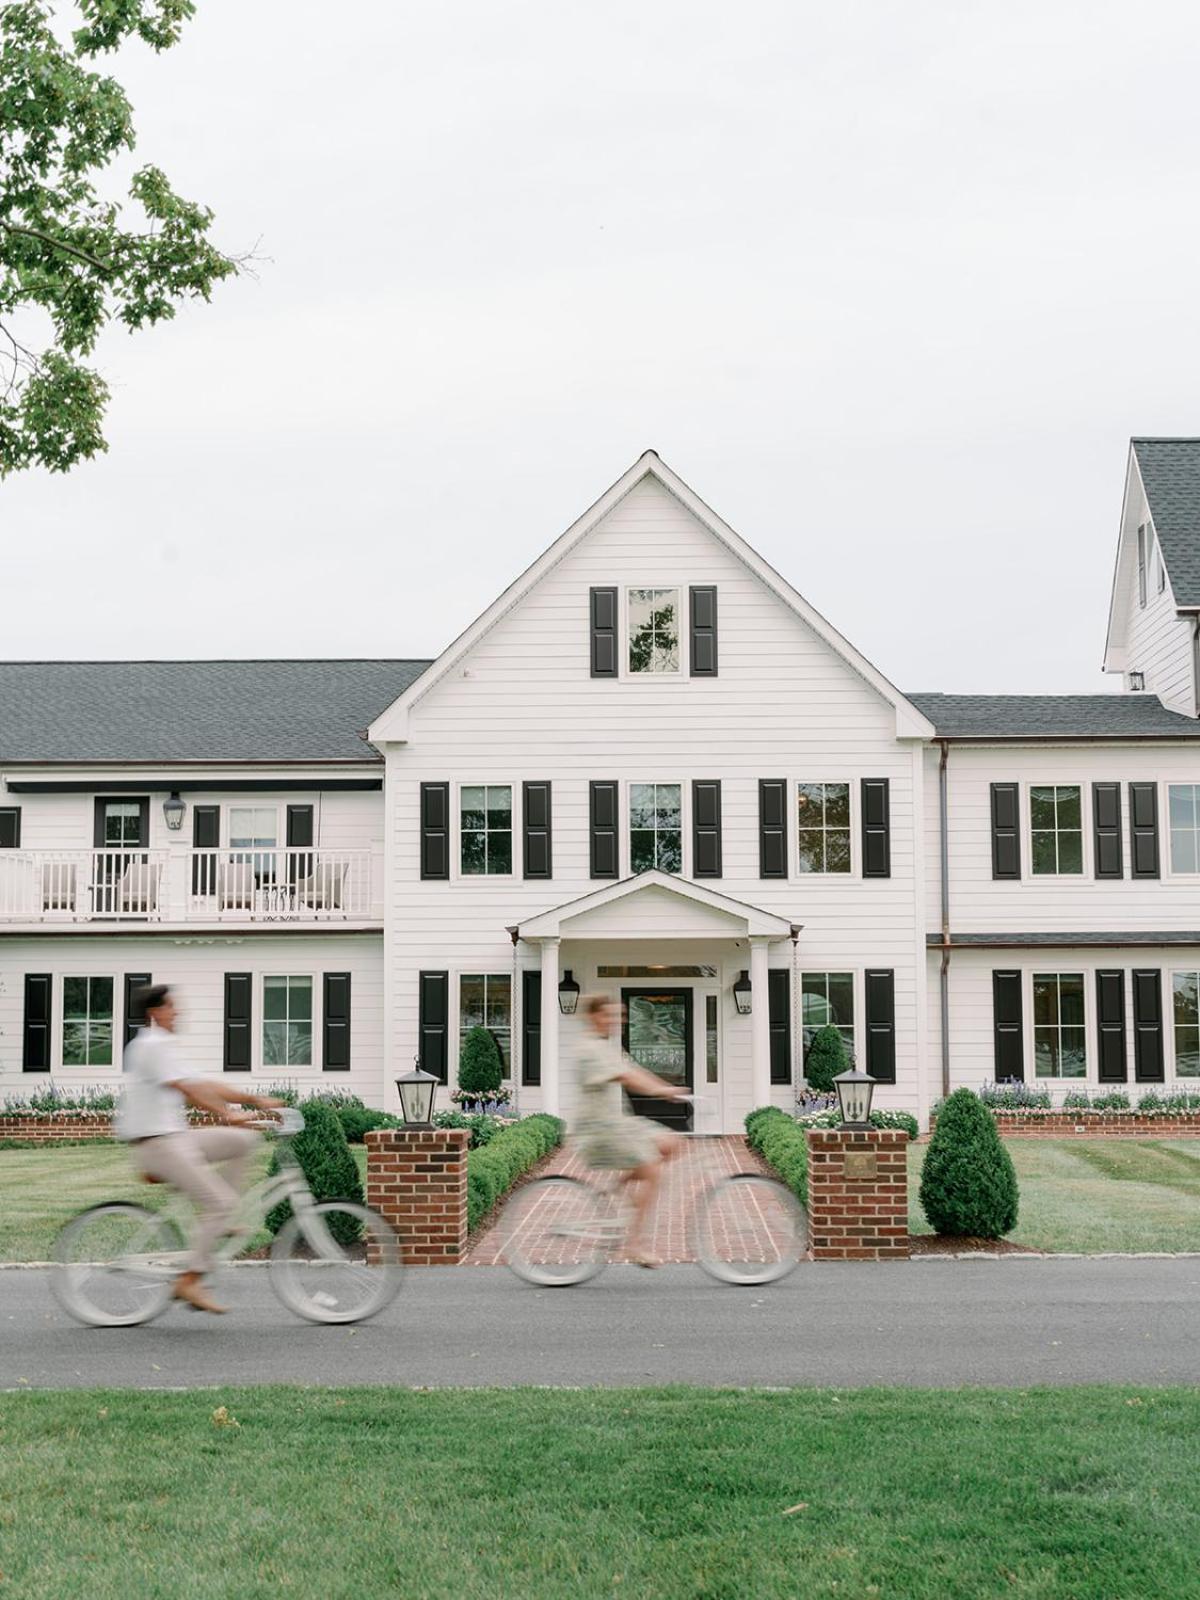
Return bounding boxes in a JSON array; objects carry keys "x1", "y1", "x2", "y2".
[{"x1": 243, "y1": 1108, "x2": 305, "y2": 1135}]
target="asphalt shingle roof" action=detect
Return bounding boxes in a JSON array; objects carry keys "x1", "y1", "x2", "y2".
[
  {"x1": 1132, "y1": 438, "x2": 1200, "y2": 607},
  {"x1": 0, "y1": 660, "x2": 432, "y2": 763},
  {"x1": 907, "y1": 692, "x2": 1200, "y2": 740}
]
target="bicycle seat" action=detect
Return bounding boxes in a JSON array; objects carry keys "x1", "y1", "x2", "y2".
[{"x1": 139, "y1": 1173, "x2": 166, "y2": 1185}]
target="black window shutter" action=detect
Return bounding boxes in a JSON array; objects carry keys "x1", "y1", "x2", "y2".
[
  {"x1": 990, "y1": 784, "x2": 1020, "y2": 879},
  {"x1": 0, "y1": 807, "x2": 20, "y2": 848},
  {"x1": 1095, "y1": 970, "x2": 1127, "y2": 1082},
  {"x1": 1093, "y1": 783, "x2": 1123, "y2": 880},
  {"x1": 192, "y1": 804, "x2": 220, "y2": 896},
  {"x1": 522, "y1": 782, "x2": 553, "y2": 880},
  {"x1": 223, "y1": 973, "x2": 252, "y2": 1071},
  {"x1": 418, "y1": 970, "x2": 450, "y2": 1083},
  {"x1": 689, "y1": 586, "x2": 718, "y2": 677},
  {"x1": 22, "y1": 974, "x2": 52, "y2": 1071},
  {"x1": 420, "y1": 782, "x2": 451, "y2": 880},
  {"x1": 286, "y1": 804, "x2": 314, "y2": 848},
  {"x1": 865, "y1": 969, "x2": 896, "y2": 1082},
  {"x1": 768, "y1": 969, "x2": 791, "y2": 1085},
  {"x1": 323, "y1": 972, "x2": 352, "y2": 1070},
  {"x1": 692, "y1": 780, "x2": 723, "y2": 878},
  {"x1": 123, "y1": 972, "x2": 152, "y2": 1049},
  {"x1": 522, "y1": 970, "x2": 542, "y2": 1086},
  {"x1": 1129, "y1": 783, "x2": 1160, "y2": 879},
  {"x1": 93, "y1": 797, "x2": 106, "y2": 848},
  {"x1": 861, "y1": 779, "x2": 891, "y2": 878},
  {"x1": 1132, "y1": 969, "x2": 1165, "y2": 1082},
  {"x1": 590, "y1": 587, "x2": 618, "y2": 678},
  {"x1": 758, "y1": 779, "x2": 788, "y2": 879},
  {"x1": 590, "y1": 781, "x2": 619, "y2": 878},
  {"x1": 992, "y1": 971, "x2": 1024, "y2": 1082}
]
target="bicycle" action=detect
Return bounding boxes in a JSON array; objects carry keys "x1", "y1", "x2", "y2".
[
  {"x1": 50, "y1": 1109, "x2": 402, "y2": 1327},
  {"x1": 502, "y1": 1098, "x2": 808, "y2": 1287}
]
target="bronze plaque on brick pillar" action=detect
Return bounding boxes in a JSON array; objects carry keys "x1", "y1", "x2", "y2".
[{"x1": 844, "y1": 1150, "x2": 878, "y2": 1180}]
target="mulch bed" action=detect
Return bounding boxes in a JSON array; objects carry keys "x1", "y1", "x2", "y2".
[{"x1": 908, "y1": 1234, "x2": 1038, "y2": 1255}]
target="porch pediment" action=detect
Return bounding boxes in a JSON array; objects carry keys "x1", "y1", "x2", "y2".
[{"x1": 516, "y1": 870, "x2": 795, "y2": 942}]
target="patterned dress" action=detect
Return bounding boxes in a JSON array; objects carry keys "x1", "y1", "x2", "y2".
[{"x1": 572, "y1": 1033, "x2": 662, "y2": 1170}]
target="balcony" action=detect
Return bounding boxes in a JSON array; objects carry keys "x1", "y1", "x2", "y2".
[{"x1": 0, "y1": 847, "x2": 380, "y2": 927}]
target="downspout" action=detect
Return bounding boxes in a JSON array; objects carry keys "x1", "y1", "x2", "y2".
[{"x1": 938, "y1": 740, "x2": 951, "y2": 1101}]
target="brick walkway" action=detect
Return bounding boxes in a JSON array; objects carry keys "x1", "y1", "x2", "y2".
[{"x1": 465, "y1": 1134, "x2": 783, "y2": 1266}]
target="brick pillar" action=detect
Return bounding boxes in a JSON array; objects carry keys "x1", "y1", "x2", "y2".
[
  {"x1": 806, "y1": 1127, "x2": 910, "y2": 1260},
  {"x1": 365, "y1": 1127, "x2": 469, "y2": 1265}
]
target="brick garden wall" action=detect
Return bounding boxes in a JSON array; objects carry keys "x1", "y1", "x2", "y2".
[
  {"x1": 0, "y1": 1111, "x2": 221, "y2": 1143},
  {"x1": 932, "y1": 1111, "x2": 1200, "y2": 1139},
  {"x1": 364, "y1": 1127, "x2": 469, "y2": 1265},
  {"x1": 806, "y1": 1127, "x2": 910, "y2": 1260}
]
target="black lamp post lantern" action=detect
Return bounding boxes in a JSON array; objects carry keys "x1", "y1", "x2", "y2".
[
  {"x1": 558, "y1": 969, "x2": 581, "y2": 1015},
  {"x1": 395, "y1": 1058, "x2": 439, "y2": 1129},
  {"x1": 162, "y1": 792, "x2": 186, "y2": 831},
  {"x1": 732, "y1": 969, "x2": 753, "y2": 1015},
  {"x1": 833, "y1": 1067, "x2": 876, "y2": 1130}
]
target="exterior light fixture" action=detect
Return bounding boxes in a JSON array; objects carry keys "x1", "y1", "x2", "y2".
[
  {"x1": 733, "y1": 970, "x2": 753, "y2": 1015},
  {"x1": 163, "y1": 792, "x2": 186, "y2": 831},
  {"x1": 1129, "y1": 671, "x2": 1145, "y2": 692},
  {"x1": 834, "y1": 1067, "x2": 876, "y2": 1130},
  {"x1": 558, "y1": 969, "x2": 581, "y2": 1015},
  {"x1": 395, "y1": 1058, "x2": 438, "y2": 1129}
]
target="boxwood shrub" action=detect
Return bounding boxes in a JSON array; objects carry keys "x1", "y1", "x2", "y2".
[
  {"x1": 919, "y1": 1086, "x2": 1018, "y2": 1240},
  {"x1": 744, "y1": 1106, "x2": 808, "y2": 1207},
  {"x1": 266, "y1": 1098, "x2": 365, "y2": 1245},
  {"x1": 467, "y1": 1112, "x2": 564, "y2": 1232}
]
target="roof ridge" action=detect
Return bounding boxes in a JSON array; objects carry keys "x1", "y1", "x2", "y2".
[{"x1": 0, "y1": 657, "x2": 435, "y2": 667}]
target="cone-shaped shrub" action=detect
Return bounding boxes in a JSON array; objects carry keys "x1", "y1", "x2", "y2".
[
  {"x1": 458, "y1": 1025, "x2": 504, "y2": 1099},
  {"x1": 804, "y1": 1025, "x2": 849, "y2": 1095},
  {"x1": 920, "y1": 1088, "x2": 1019, "y2": 1239},
  {"x1": 266, "y1": 1098, "x2": 364, "y2": 1245}
]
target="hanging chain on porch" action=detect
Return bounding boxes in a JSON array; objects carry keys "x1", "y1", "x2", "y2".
[
  {"x1": 509, "y1": 925, "x2": 521, "y2": 1122},
  {"x1": 790, "y1": 924, "x2": 801, "y2": 1111}
]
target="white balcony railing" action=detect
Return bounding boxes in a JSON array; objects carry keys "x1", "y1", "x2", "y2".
[{"x1": 0, "y1": 847, "x2": 377, "y2": 925}]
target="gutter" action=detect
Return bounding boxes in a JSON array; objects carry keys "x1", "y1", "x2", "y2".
[{"x1": 937, "y1": 740, "x2": 951, "y2": 1101}]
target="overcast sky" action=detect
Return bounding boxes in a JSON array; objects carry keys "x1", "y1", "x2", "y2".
[{"x1": 5, "y1": 1, "x2": 1199, "y2": 693}]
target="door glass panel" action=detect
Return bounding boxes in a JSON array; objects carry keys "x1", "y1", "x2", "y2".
[
  {"x1": 625, "y1": 991, "x2": 689, "y2": 1086},
  {"x1": 705, "y1": 994, "x2": 718, "y2": 1084}
]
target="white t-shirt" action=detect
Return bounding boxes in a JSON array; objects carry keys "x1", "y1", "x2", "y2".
[{"x1": 114, "y1": 1025, "x2": 190, "y2": 1141}]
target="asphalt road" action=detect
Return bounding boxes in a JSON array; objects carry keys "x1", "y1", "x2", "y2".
[{"x1": 2, "y1": 1258, "x2": 1197, "y2": 1391}]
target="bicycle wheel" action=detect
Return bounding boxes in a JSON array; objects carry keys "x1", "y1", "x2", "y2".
[
  {"x1": 503, "y1": 1175, "x2": 616, "y2": 1286},
  {"x1": 51, "y1": 1203, "x2": 185, "y2": 1327},
  {"x1": 269, "y1": 1202, "x2": 402, "y2": 1323},
  {"x1": 693, "y1": 1173, "x2": 807, "y2": 1286}
]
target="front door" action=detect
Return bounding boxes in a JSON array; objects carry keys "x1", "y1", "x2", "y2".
[{"x1": 622, "y1": 987, "x2": 693, "y2": 1132}]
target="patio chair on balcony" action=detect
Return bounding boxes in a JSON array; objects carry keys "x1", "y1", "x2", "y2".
[
  {"x1": 41, "y1": 862, "x2": 77, "y2": 915},
  {"x1": 295, "y1": 859, "x2": 346, "y2": 913},
  {"x1": 118, "y1": 860, "x2": 160, "y2": 916},
  {"x1": 217, "y1": 859, "x2": 255, "y2": 912}
]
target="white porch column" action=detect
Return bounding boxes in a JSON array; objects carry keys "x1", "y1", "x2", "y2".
[
  {"x1": 539, "y1": 937, "x2": 561, "y2": 1117},
  {"x1": 750, "y1": 936, "x2": 771, "y2": 1109}
]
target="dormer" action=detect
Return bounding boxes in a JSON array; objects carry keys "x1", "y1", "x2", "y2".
[{"x1": 1103, "y1": 438, "x2": 1200, "y2": 716}]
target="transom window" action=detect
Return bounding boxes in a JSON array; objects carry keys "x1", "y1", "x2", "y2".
[
  {"x1": 1032, "y1": 973, "x2": 1086, "y2": 1077},
  {"x1": 1169, "y1": 785, "x2": 1200, "y2": 873},
  {"x1": 263, "y1": 975, "x2": 312, "y2": 1067},
  {"x1": 796, "y1": 783, "x2": 851, "y2": 874},
  {"x1": 628, "y1": 588, "x2": 680, "y2": 673},
  {"x1": 1030, "y1": 786, "x2": 1083, "y2": 875},
  {"x1": 801, "y1": 972, "x2": 855, "y2": 1060},
  {"x1": 1173, "y1": 973, "x2": 1200, "y2": 1078},
  {"x1": 62, "y1": 976, "x2": 113, "y2": 1066},
  {"x1": 460, "y1": 974, "x2": 512, "y2": 1072},
  {"x1": 630, "y1": 783, "x2": 682, "y2": 873},
  {"x1": 460, "y1": 786, "x2": 513, "y2": 875}
]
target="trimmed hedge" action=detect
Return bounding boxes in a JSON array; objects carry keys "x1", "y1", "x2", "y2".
[
  {"x1": 744, "y1": 1107, "x2": 808, "y2": 1207},
  {"x1": 920, "y1": 1087, "x2": 1018, "y2": 1240},
  {"x1": 467, "y1": 1113, "x2": 565, "y2": 1232},
  {"x1": 266, "y1": 1099, "x2": 365, "y2": 1245}
]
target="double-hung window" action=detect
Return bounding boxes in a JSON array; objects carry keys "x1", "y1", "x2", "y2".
[
  {"x1": 1173, "y1": 973, "x2": 1200, "y2": 1078},
  {"x1": 796, "y1": 783, "x2": 851, "y2": 874},
  {"x1": 460, "y1": 974, "x2": 512, "y2": 1072},
  {"x1": 1169, "y1": 785, "x2": 1200, "y2": 873},
  {"x1": 460, "y1": 786, "x2": 513, "y2": 875},
  {"x1": 230, "y1": 807, "x2": 278, "y2": 880},
  {"x1": 1032, "y1": 973, "x2": 1086, "y2": 1077},
  {"x1": 800, "y1": 972, "x2": 855, "y2": 1060},
  {"x1": 1030, "y1": 786, "x2": 1083, "y2": 875},
  {"x1": 62, "y1": 976, "x2": 113, "y2": 1066},
  {"x1": 630, "y1": 783, "x2": 682, "y2": 872},
  {"x1": 627, "y1": 588, "x2": 680, "y2": 674},
  {"x1": 263, "y1": 975, "x2": 313, "y2": 1067}
]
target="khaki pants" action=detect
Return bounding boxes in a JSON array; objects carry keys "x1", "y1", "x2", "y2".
[{"x1": 130, "y1": 1127, "x2": 260, "y2": 1274}]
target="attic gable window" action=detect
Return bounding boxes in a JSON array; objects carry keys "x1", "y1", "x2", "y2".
[{"x1": 628, "y1": 588, "x2": 680, "y2": 673}]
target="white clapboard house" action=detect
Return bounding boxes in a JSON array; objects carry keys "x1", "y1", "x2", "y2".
[{"x1": 4, "y1": 440, "x2": 1200, "y2": 1131}]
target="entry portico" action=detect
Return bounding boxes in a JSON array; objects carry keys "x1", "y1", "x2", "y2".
[{"x1": 515, "y1": 870, "x2": 796, "y2": 1127}]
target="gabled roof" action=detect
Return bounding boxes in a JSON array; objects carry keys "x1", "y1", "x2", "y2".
[
  {"x1": 368, "y1": 451, "x2": 935, "y2": 743},
  {"x1": 909, "y1": 692, "x2": 1200, "y2": 740},
  {"x1": 1131, "y1": 438, "x2": 1200, "y2": 607},
  {"x1": 0, "y1": 660, "x2": 431, "y2": 764},
  {"x1": 516, "y1": 869, "x2": 797, "y2": 940}
]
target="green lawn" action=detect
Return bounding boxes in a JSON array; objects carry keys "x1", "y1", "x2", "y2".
[
  {"x1": 2, "y1": 1386, "x2": 1198, "y2": 1599},
  {"x1": 0, "y1": 1145, "x2": 370, "y2": 1262},
  {"x1": 909, "y1": 1138, "x2": 1200, "y2": 1252}
]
